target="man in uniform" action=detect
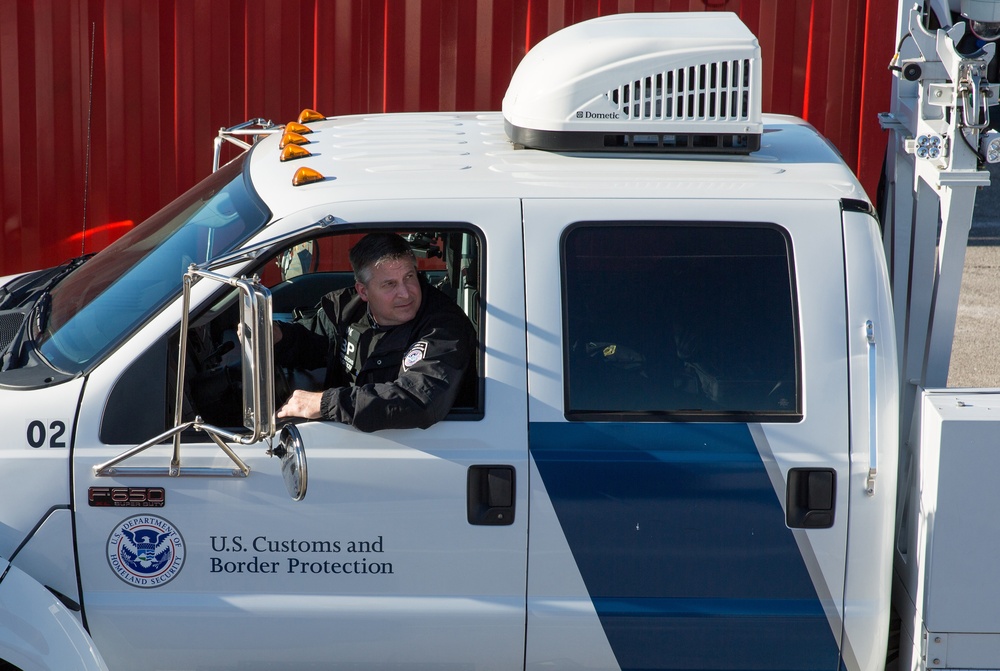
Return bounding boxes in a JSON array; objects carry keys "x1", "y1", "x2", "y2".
[{"x1": 273, "y1": 232, "x2": 477, "y2": 432}]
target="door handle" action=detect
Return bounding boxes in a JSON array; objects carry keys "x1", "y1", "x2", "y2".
[
  {"x1": 786, "y1": 468, "x2": 836, "y2": 529},
  {"x1": 467, "y1": 465, "x2": 515, "y2": 525}
]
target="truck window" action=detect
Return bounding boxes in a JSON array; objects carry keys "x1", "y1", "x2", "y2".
[
  {"x1": 36, "y1": 155, "x2": 268, "y2": 375},
  {"x1": 563, "y1": 223, "x2": 800, "y2": 421},
  {"x1": 260, "y1": 228, "x2": 483, "y2": 418},
  {"x1": 100, "y1": 227, "x2": 482, "y2": 443}
]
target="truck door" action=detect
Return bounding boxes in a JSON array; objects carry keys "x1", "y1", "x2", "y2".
[
  {"x1": 522, "y1": 199, "x2": 853, "y2": 670},
  {"x1": 70, "y1": 203, "x2": 529, "y2": 670}
]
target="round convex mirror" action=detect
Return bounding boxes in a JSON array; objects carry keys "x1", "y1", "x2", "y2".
[{"x1": 278, "y1": 424, "x2": 308, "y2": 501}]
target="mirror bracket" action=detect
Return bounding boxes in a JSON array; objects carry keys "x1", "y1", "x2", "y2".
[
  {"x1": 95, "y1": 266, "x2": 275, "y2": 479},
  {"x1": 93, "y1": 417, "x2": 252, "y2": 478}
]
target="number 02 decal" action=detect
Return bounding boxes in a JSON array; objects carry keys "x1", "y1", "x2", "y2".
[{"x1": 26, "y1": 420, "x2": 68, "y2": 448}]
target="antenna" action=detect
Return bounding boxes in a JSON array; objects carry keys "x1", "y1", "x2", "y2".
[{"x1": 81, "y1": 21, "x2": 96, "y2": 256}]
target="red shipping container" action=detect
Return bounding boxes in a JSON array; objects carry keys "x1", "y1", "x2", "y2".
[{"x1": 0, "y1": 0, "x2": 893, "y2": 276}]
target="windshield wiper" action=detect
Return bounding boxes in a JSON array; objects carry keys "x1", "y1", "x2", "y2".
[
  {"x1": 33, "y1": 293, "x2": 52, "y2": 335},
  {"x1": 0, "y1": 254, "x2": 93, "y2": 372}
]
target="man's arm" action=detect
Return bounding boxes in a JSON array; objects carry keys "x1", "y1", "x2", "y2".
[
  {"x1": 320, "y1": 324, "x2": 473, "y2": 432},
  {"x1": 274, "y1": 284, "x2": 476, "y2": 431}
]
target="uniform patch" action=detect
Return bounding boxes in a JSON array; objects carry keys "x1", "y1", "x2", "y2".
[
  {"x1": 403, "y1": 341, "x2": 428, "y2": 369},
  {"x1": 106, "y1": 515, "x2": 185, "y2": 588}
]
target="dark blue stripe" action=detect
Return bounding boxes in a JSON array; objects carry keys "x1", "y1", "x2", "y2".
[
  {"x1": 590, "y1": 597, "x2": 828, "y2": 618},
  {"x1": 531, "y1": 422, "x2": 841, "y2": 671}
]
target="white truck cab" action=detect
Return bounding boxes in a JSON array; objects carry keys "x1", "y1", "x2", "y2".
[{"x1": 0, "y1": 12, "x2": 899, "y2": 671}]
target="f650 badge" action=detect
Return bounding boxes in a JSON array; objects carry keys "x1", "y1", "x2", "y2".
[
  {"x1": 89, "y1": 487, "x2": 165, "y2": 507},
  {"x1": 107, "y1": 515, "x2": 185, "y2": 587}
]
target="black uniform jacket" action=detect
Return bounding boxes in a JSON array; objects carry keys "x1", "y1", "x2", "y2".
[{"x1": 274, "y1": 280, "x2": 477, "y2": 432}]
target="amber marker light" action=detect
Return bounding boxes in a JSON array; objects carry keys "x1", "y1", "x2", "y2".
[
  {"x1": 280, "y1": 144, "x2": 312, "y2": 162},
  {"x1": 298, "y1": 108, "x2": 325, "y2": 123},
  {"x1": 285, "y1": 121, "x2": 312, "y2": 135},
  {"x1": 292, "y1": 166, "x2": 325, "y2": 186},
  {"x1": 279, "y1": 132, "x2": 309, "y2": 149}
]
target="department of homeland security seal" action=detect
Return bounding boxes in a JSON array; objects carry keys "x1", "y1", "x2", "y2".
[
  {"x1": 403, "y1": 341, "x2": 428, "y2": 369},
  {"x1": 106, "y1": 515, "x2": 185, "y2": 587}
]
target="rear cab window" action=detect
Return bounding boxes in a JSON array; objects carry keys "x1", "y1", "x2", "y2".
[{"x1": 562, "y1": 223, "x2": 801, "y2": 422}]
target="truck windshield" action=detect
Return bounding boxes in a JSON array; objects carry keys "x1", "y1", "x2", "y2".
[{"x1": 36, "y1": 155, "x2": 269, "y2": 374}]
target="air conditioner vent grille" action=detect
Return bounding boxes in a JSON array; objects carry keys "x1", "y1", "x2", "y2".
[{"x1": 607, "y1": 59, "x2": 755, "y2": 122}]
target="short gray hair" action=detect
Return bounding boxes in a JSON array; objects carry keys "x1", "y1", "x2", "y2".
[{"x1": 349, "y1": 233, "x2": 416, "y2": 284}]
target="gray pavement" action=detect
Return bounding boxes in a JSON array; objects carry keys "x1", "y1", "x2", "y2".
[{"x1": 949, "y1": 163, "x2": 1000, "y2": 387}]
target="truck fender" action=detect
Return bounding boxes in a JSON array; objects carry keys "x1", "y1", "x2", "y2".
[{"x1": 0, "y1": 560, "x2": 108, "y2": 671}]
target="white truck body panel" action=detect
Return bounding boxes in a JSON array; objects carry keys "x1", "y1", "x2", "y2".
[
  {"x1": 8, "y1": 508, "x2": 80, "y2": 609},
  {"x1": 249, "y1": 114, "x2": 865, "y2": 214},
  {"x1": 70, "y1": 199, "x2": 530, "y2": 671},
  {"x1": 0, "y1": 379, "x2": 83, "y2": 556},
  {"x1": 841, "y1": 209, "x2": 900, "y2": 671},
  {"x1": 520, "y1": 195, "x2": 893, "y2": 668},
  {"x1": 0, "y1": 560, "x2": 108, "y2": 671}
]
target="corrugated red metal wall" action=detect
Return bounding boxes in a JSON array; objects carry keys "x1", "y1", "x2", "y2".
[{"x1": 0, "y1": 0, "x2": 894, "y2": 276}]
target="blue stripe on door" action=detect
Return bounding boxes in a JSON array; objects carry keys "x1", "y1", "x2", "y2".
[{"x1": 530, "y1": 421, "x2": 840, "y2": 671}]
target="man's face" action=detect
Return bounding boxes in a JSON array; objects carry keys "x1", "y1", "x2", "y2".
[{"x1": 356, "y1": 257, "x2": 422, "y2": 326}]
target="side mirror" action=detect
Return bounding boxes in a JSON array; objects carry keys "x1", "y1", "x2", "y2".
[
  {"x1": 273, "y1": 424, "x2": 308, "y2": 501},
  {"x1": 276, "y1": 240, "x2": 315, "y2": 280},
  {"x1": 237, "y1": 278, "x2": 276, "y2": 441},
  {"x1": 92, "y1": 215, "x2": 340, "y2": 489},
  {"x1": 93, "y1": 270, "x2": 275, "y2": 480}
]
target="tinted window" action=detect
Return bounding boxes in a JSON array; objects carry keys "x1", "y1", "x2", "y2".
[{"x1": 563, "y1": 224, "x2": 800, "y2": 421}]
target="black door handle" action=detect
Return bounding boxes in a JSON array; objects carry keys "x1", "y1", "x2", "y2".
[
  {"x1": 467, "y1": 465, "x2": 515, "y2": 525},
  {"x1": 786, "y1": 468, "x2": 836, "y2": 529}
]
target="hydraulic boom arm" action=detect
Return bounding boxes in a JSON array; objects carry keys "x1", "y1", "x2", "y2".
[{"x1": 881, "y1": 0, "x2": 1000, "y2": 444}]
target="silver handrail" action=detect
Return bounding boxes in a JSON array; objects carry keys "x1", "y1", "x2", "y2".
[
  {"x1": 866, "y1": 320, "x2": 878, "y2": 496},
  {"x1": 212, "y1": 118, "x2": 281, "y2": 172}
]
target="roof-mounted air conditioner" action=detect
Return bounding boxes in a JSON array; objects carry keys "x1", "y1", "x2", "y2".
[{"x1": 502, "y1": 12, "x2": 762, "y2": 154}]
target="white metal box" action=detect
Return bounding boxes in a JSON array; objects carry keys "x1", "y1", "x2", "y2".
[{"x1": 906, "y1": 390, "x2": 1000, "y2": 669}]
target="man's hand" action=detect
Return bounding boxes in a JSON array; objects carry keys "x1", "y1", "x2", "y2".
[{"x1": 278, "y1": 390, "x2": 323, "y2": 420}]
